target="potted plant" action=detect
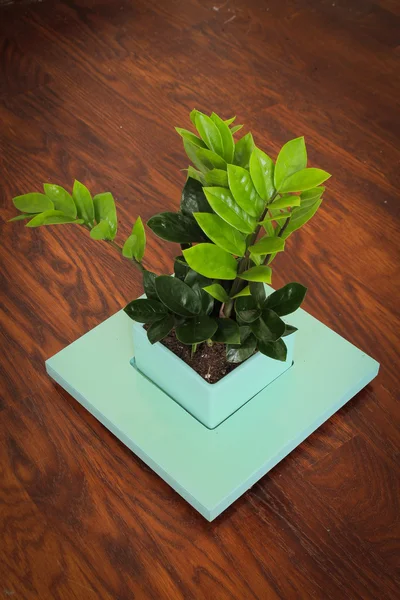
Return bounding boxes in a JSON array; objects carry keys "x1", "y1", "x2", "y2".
[{"x1": 9, "y1": 109, "x2": 330, "y2": 428}]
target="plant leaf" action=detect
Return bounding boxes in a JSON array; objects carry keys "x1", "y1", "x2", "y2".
[
  {"x1": 203, "y1": 283, "x2": 230, "y2": 303},
  {"x1": 186, "y1": 166, "x2": 206, "y2": 185},
  {"x1": 270, "y1": 195, "x2": 301, "y2": 209},
  {"x1": 259, "y1": 211, "x2": 291, "y2": 225},
  {"x1": 183, "y1": 140, "x2": 209, "y2": 172},
  {"x1": 204, "y1": 169, "x2": 229, "y2": 187},
  {"x1": 226, "y1": 327, "x2": 257, "y2": 363},
  {"x1": 155, "y1": 275, "x2": 201, "y2": 316},
  {"x1": 248, "y1": 236, "x2": 285, "y2": 255},
  {"x1": 274, "y1": 137, "x2": 307, "y2": 191},
  {"x1": 93, "y1": 192, "x2": 117, "y2": 239},
  {"x1": 234, "y1": 296, "x2": 261, "y2": 323},
  {"x1": 142, "y1": 270, "x2": 159, "y2": 300},
  {"x1": 147, "y1": 313, "x2": 175, "y2": 344},
  {"x1": 266, "y1": 282, "x2": 307, "y2": 316},
  {"x1": 231, "y1": 285, "x2": 251, "y2": 299},
  {"x1": 124, "y1": 298, "x2": 167, "y2": 323},
  {"x1": 183, "y1": 243, "x2": 238, "y2": 280},
  {"x1": 194, "y1": 212, "x2": 246, "y2": 256},
  {"x1": 72, "y1": 180, "x2": 95, "y2": 227},
  {"x1": 224, "y1": 116, "x2": 236, "y2": 126},
  {"x1": 249, "y1": 281, "x2": 266, "y2": 306},
  {"x1": 258, "y1": 338, "x2": 287, "y2": 361},
  {"x1": 231, "y1": 124, "x2": 244, "y2": 135},
  {"x1": 175, "y1": 127, "x2": 207, "y2": 148},
  {"x1": 181, "y1": 177, "x2": 212, "y2": 216},
  {"x1": 194, "y1": 147, "x2": 227, "y2": 170},
  {"x1": 203, "y1": 187, "x2": 256, "y2": 234},
  {"x1": 238, "y1": 265, "x2": 272, "y2": 283},
  {"x1": 123, "y1": 216, "x2": 146, "y2": 261},
  {"x1": 282, "y1": 324, "x2": 298, "y2": 337},
  {"x1": 250, "y1": 308, "x2": 286, "y2": 342},
  {"x1": 176, "y1": 316, "x2": 218, "y2": 345},
  {"x1": 234, "y1": 132, "x2": 255, "y2": 169},
  {"x1": 43, "y1": 184, "x2": 77, "y2": 217},
  {"x1": 227, "y1": 164, "x2": 264, "y2": 218},
  {"x1": 210, "y1": 112, "x2": 234, "y2": 163},
  {"x1": 300, "y1": 186, "x2": 325, "y2": 204},
  {"x1": 212, "y1": 318, "x2": 241, "y2": 343},
  {"x1": 278, "y1": 168, "x2": 331, "y2": 193},
  {"x1": 282, "y1": 198, "x2": 322, "y2": 238},
  {"x1": 195, "y1": 112, "x2": 224, "y2": 156},
  {"x1": 26, "y1": 210, "x2": 84, "y2": 227},
  {"x1": 13, "y1": 193, "x2": 54, "y2": 214},
  {"x1": 249, "y1": 148, "x2": 275, "y2": 202},
  {"x1": 8, "y1": 213, "x2": 37, "y2": 222},
  {"x1": 174, "y1": 255, "x2": 190, "y2": 281},
  {"x1": 147, "y1": 212, "x2": 206, "y2": 243}
]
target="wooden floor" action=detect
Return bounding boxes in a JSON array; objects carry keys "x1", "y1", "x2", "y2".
[{"x1": 1, "y1": 0, "x2": 399, "y2": 598}]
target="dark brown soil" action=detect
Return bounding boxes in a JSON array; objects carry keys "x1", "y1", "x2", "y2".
[{"x1": 157, "y1": 330, "x2": 241, "y2": 384}]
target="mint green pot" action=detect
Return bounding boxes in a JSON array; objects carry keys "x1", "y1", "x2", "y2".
[{"x1": 132, "y1": 322, "x2": 295, "y2": 429}]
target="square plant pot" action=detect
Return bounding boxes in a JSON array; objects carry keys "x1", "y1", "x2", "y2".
[{"x1": 132, "y1": 321, "x2": 295, "y2": 429}]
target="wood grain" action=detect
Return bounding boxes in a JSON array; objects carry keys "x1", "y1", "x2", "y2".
[{"x1": 0, "y1": 0, "x2": 399, "y2": 598}]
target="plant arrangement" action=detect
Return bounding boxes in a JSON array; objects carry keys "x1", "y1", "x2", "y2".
[{"x1": 10, "y1": 109, "x2": 330, "y2": 382}]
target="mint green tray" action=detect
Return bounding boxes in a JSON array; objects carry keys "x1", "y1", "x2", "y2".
[{"x1": 45, "y1": 306, "x2": 379, "y2": 521}]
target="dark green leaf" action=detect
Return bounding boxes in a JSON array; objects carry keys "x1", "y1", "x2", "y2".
[
  {"x1": 226, "y1": 327, "x2": 257, "y2": 363},
  {"x1": 227, "y1": 164, "x2": 264, "y2": 218},
  {"x1": 249, "y1": 281, "x2": 266, "y2": 307},
  {"x1": 123, "y1": 216, "x2": 146, "y2": 261},
  {"x1": 183, "y1": 243, "x2": 238, "y2": 280},
  {"x1": 43, "y1": 184, "x2": 77, "y2": 217},
  {"x1": 235, "y1": 296, "x2": 261, "y2": 323},
  {"x1": 176, "y1": 316, "x2": 218, "y2": 345},
  {"x1": 266, "y1": 282, "x2": 307, "y2": 316},
  {"x1": 203, "y1": 187, "x2": 256, "y2": 234},
  {"x1": 13, "y1": 193, "x2": 54, "y2": 214},
  {"x1": 72, "y1": 180, "x2": 95, "y2": 227},
  {"x1": 204, "y1": 169, "x2": 229, "y2": 187},
  {"x1": 203, "y1": 283, "x2": 230, "y2": 303},
  {"x1": 195, "y1": 112, "x2": 224, "y2": 156},
  {"x1": 174, "y1": 255, "x2": 190, "y2": 281},
  {"x1": 274, "y1": 137, "x2": 307, "y2": 191},
  {"x1": 249, "y1": 148, "x2": 275, "y2": 202},
  {"x1": 192, "y1": 282, "x2": 214, "y2": 315},
  {"x1": 282, "y1": 324, "x2": 298, "y2": 337},
  {"x1": 278, "y1": 168, "x2": 331, "y2": 193},
  {"x1": 248, "y1": 236, "x2": 285, "y2": 255},
  {"x1": 250, "y1": 308, "x2": 286, "y2": 342},
  {"x1": 26, "y1": 210, "x2": 84, "y2": 227},
  {"x1": 147, "y1": 313, "x2": 175, "y2": 344},
  {"x1": 184, "y1": 269, "x2": 211, "y2": 288},
  {"x1": 234, "y1": 132, "x2": 255, "y2": 169},
  {"x1": 194, "y1": 212, "x2": 246, "y2": 256},
  {"x1": 147, "y1": 211, "x2": 206, "y2": 243},
  {"x1": 212, "y1": 318, "x2": 241, "y2": 343},
  {"x1": 175, "y1": 127, "x2": 206, "y2": 148},
  {"x1": 238, "y1": 265, "x2": 272, "y2": 283},
  {"x1": 124, "y1": 298, "x2": 167, "y2": 323},
  {"x1": 181, "y1": 177, "x2": 212, "y2": 216},
  {"x1": 155, "y1": 275, "x2": 201, "y2": 316},
  {"x1": 142, "y1": 270, "x2": 158, "y2": 300},
  {"x1": 258, "y1": 338, "x2": 287, "y2": 362},
  {"x1": 210, "y1": 112, "x2": 234, "y2": 163}
]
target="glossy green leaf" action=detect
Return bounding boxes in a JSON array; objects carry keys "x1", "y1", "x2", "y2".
[
  {"x1": 282, "y1": 324, "x2": 298, "y2": 337},
  {"x1": 183, "y1": 140, "x2": 209, "y2": 173},
  {"x1": 175, "y1": 127, "x2": 206, "y2": 148},
  {"x1": 259, "y1": 211, "x2": 291, "y2": 225},
  {"x1": 155, "y1": 275, "x2": 201, "y2": 316},
  {"x1": 231, "y1": 285, "x2": 251, "y2": 299},
  {"x1": 300, "y1": 186, "x2": 325, "y2": 204},
  {"x1": 186, "y1": 166, "x2": 206, "y2": 185},
  {"x1": 227, "y1": 164, "x2": 264, "y2": 218},
  {"x1": 142, "y1": 270, "x2": 158, "y2": 300},
  {"x1": 90, "y1": 220, "x2": 112, "y2": 240},
  {"x1": 266, "y1": 282, "x2": 307, "y2": 316},
  {"x1": 194, "y1": 212, "x2": 246, "y2": 256},
  {"x1": 195, "y1": 112, "x2": 224, "y2": 156},
  {"x1": 184, "y1": 269, "x2": 211, "y2": 289},
  {"x1": 183, "y1": 243, "x2": 238, "y2": 280},
  {"x1": 224, "y1": 116, "x2": 236, "y2": 126},
  {"x1": 26, "y1": 210, "x2": 84, "y2": 227},
  {"x1": 192, "y1": 282, "x2": 214, "y2": 315},
  {"x1": 258, "y1": 338, "x2": 287, "y2": 361},
  {"x1": 190, "y1": 109, "x2": 200, "y2": 125},
  {"x1": 176, "y1": 316, "x2": 218, "y2": 345},
  {"x1": 204, "y1": 169, "x2": 229, "y2": 187},
  {"x1": 124, "y1": 298, "x2": 167, "y2": 323},
  {"x1": 43, "y1": 184, "x2": 77, "y2": 217},
  {"x1": 274, "y1": 137, "x2": 307, "y2": 191},
  {"x1": 231, "y1": 124, "x2": 243, "y2": 135},
  {"x1": 250, "y1": 308, "x2": 286, "y2": 342},
  {"x1": 210, "y1": 112, "x2": 234, "y2": 163},
  {"x1": 72, "y1": 180, "x2": 95, "y2": 227},
  {"x1": 234, "y1": 133, "x2": 255, "y2": 169},
  {"x1": 195, "y1": 147, "x2": 227, "y2": 170},
  {"x1": 249, "y1": 148, "x2": 275, "y2": 202},
  {"x1": 174, "y1": 255, "x2": 190, "y2": 281},
  {"x1": 203, "y1": 187, "x2": 256, "y2": 234},
  {"x1": 8, "y1": 213, "x2": 37, "y2": 222},
  {"x1": 248, "y1": 236, "x2": 285, "y2": 255},
  {"x1": 279, "y1": 168, "x2": 331, "y2": 193},
  {"x1": 282, "y1": 198, "x2": 322, "y2": 238},
  {"x1": 270, "y1": 195, "x2": 301, "y2": 209},
  {"x1": 147, "y1": 313, "x2": 175, "y2": 344},
  {"x1": 235, "y1": 296, "x2": 261, "y2": 323},
  {"x1": 203, "y1": 283, "x2": 230, "y2": 303},
  {"x1": 93, "y1": 192, "x2": 117, "y2": 236},
  {"x1": 181, "y1": 177, "x2": 212, "y2": 216},
  {"x1": 226, "y1": 327, "x2": 257, "y2": 363},
  {"x1": 147, "y1": 212, "x2": 206, "y2": 243},
  {"x1": 249, "y1": 281, "x2": 266, "y2": 307},
  {"x1": 123, "y1": 216, "x2": 146, "y2": 261},
  {"x1": 212, "y1": 318, "x2": 241, "y2": 344},
  {"x1": 13, "y1": 193, "x2": 54, "y2": 214},
  {"x1": 238, "y1": 265, "x2": 272, "y2": 283}
]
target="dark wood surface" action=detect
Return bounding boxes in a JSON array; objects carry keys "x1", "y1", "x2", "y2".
[{"x1": 1, "y1": 1, "x2": 399, "y2": 598}]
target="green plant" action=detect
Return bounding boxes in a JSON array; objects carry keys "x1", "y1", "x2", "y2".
[{"x1": 9, "y1": 109, "x2": 330, "y2": 364}]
